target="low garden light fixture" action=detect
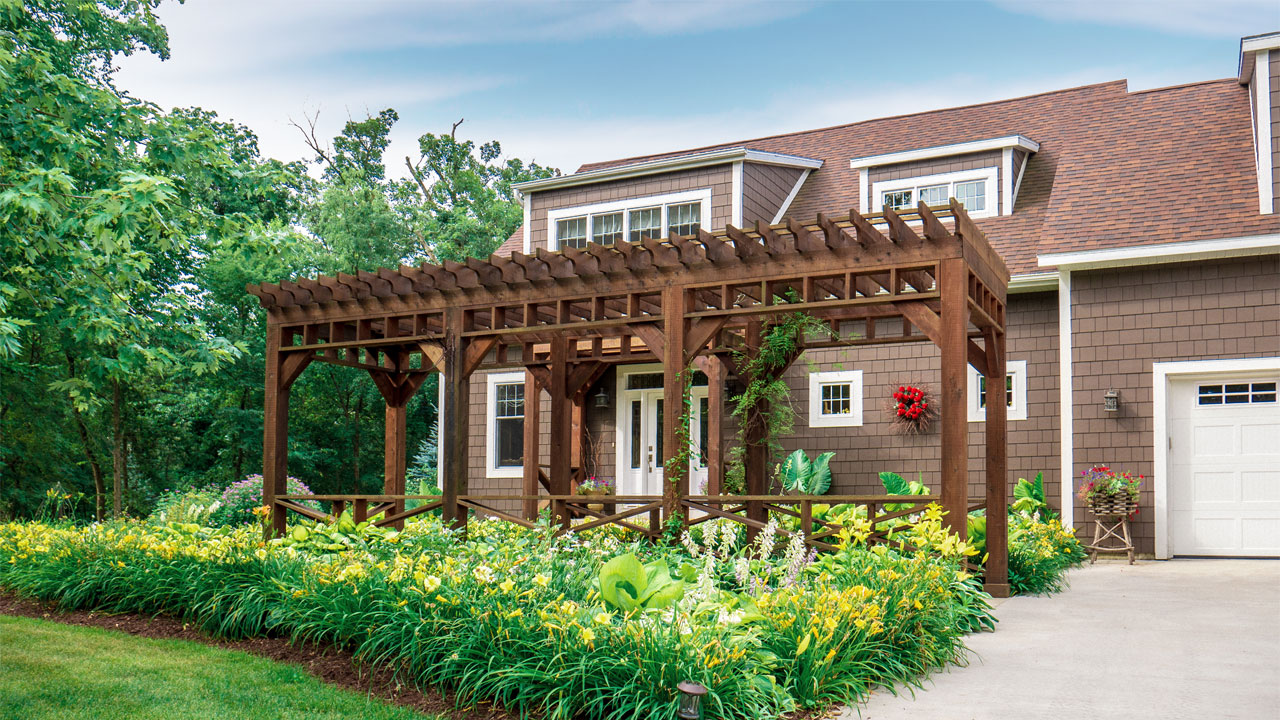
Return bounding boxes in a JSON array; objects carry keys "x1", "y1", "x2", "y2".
[
  {"x1": 594, "y1": 386, "x2": 611, "y2": 409},
  {"x1": 1103, "y1": 389, "x2": 1120, "y2": 412},
  {"x1": 676, "y1": 681, "x2": 708, "y2": 719}
]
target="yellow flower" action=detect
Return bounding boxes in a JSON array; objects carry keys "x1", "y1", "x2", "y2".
[
  {"x1": 533, "y1": 573, "x2": 550, "y2": 587},
  {"x1": 499, "y1": 579, "x2": 516, "y2": 594},
  {"x1": 580, "y1": 628, "x2": 596, "y2": 645},
  {"x1": 593, "y1": 611, "x2": 612, "y2": 625},
  {"x1": 796, "y1": 633, "x2": 811, "y2": 655},
  {"x1": 423, "y1": 575, "x2": 442, "y2": 593}
]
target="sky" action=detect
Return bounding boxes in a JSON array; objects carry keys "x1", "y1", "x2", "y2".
[{"x1": 114, "y1": 0, "x2": 1280, "y2": 177}]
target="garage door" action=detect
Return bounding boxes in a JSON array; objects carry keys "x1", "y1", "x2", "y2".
[{"x1": 1169, "y1": 376, "x2": 1280, "y2": 556}]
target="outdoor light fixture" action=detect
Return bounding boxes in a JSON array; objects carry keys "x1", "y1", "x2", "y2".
[
  {"x1": 676, "y1": 682, "x2": 708, "y2": 719},
  {"x1": 1103, "y1": 389, "x2": 1119, "y2": 413},
  {"x1": 594, "y1": 386, "x2": 610, "y2": 409}
]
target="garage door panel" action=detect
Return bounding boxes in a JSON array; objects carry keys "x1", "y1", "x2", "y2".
[
  {"x1": 1191, "y1": 471, "x2": 1237, "y2": 504},
  {"x1": 1240, "y1": 424, "x2": 1280, "y2": 454},
  {"x1": 1191, "y1": 424, "x2": 1236, "y2": 456},
  {"x1": 1240, "y1": 470, "x2": 1280, "y2": 504},
  {"x1": 1185, "y1": 516, "x2": 1237, "y2": 551},
  {"x1": 1242, "y1": 518, "x2": 1280, "y2": 551}
]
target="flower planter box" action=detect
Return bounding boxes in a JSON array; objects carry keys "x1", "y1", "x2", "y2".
[{"x1": 1086, "y1": 494, "x2": 1138, "y2": 517}]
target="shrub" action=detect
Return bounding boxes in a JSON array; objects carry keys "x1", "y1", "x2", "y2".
[
  {"x1": 1007, "y1": 514, "x2": 1088, "y2": 595},
  {"x1": 151, "y1": 487, "x2": 223, "y2": 526},
  {"x1": 209, "y1": 475, "x2": 317, "y2": 526}
]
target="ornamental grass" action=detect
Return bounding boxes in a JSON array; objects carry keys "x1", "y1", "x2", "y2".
[{"x1": 0, "y1": 514, "x2": 996, "y2": 719}]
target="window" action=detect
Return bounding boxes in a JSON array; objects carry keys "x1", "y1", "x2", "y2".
[
  {"x1": 556, "y1": 217, "x2": 587, "y2": 249},
  {"x1": 591, "y1": 211, "x2": 623, "y2": 246},
  {"x1": 667, "y1": 202, "x2": 701, "y2": 236},
  {"x1": 808, "y1": 370, "x2": 863, "y2": 428},
  {"x1": 968, "y1": 360, "x2": 1028, "y2": 422},
  {"x1": 872, "y1": 168, "x2": 999, "y2": 219},
  {"x1": 546, "y1": 189, "x2": 711, "y2": 250},
  {"x1": 629, "y1": 207, "x2": 662, "y2": 243},
  {"x1": 485, "y1": 372, "x2": 525, "y2": 478},
  {"x1": 1197, "y1": 381, "x2": 1277, "y2": 405}
]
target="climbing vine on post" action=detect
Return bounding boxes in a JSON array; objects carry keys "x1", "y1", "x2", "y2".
[
  {"x1": 662, "y1": 367, "x2": 696, "y2": 480},
  {"x1": 724, "y1": 301, "x2": 833, "y2": 493}
]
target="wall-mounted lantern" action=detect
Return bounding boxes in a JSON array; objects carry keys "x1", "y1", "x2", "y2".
[
  {"x1": 594, "y1": 386, "x2": 611, "y2": 409},
  {"x1": 1103, "y1": 389, "x2": 1120, "y2": 413},
  {"x1": 676, "y1": 682, "x2": 708, "y2": 719}
]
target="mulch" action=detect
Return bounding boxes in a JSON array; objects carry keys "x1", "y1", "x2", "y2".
[{"x1": 0, "y1": 593, "x2": 514, "y2": 720}]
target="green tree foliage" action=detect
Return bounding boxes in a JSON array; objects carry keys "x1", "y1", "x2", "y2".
[{"x1": 0, "y1": 1, "x2": 555, "y2": 520}]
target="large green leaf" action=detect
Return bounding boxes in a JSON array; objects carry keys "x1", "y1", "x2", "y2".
[
  {"x1": 780, "y1": 449, "x2": 811, "y2": 492},
  {"x1": 809, "y1": 452, "x2": 834, "y2": 495},
  {"x1": 599, "y1": 553, "x2": 647, "y2": 611},
  {"x1": 879, "y1": 471, "x2": 909, "y2": 495}
]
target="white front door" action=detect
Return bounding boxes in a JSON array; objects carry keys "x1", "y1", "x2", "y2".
[
  {"x1": 1169, "y1": 375, "x2": 1280, "y2": 556},
  {"x1": 617, "y1": 367, "x2": 709, "y2": 497}
]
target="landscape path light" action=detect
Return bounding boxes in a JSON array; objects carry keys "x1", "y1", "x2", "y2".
[{"x1": 676, "y1": 681, "x2": 707, "y2": 719}]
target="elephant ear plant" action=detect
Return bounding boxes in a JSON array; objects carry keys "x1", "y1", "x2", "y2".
[
  {"x1": 597, "y1": 553, "x2": 686, "y2": 612},
  {"x1": 1012, "y1": 472, "x2": 1053, "y2": 518},
  {"x1": 779, "y1": 449, "x2": 834, "y2": 495}
]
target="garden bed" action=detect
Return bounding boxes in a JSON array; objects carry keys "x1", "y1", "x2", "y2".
[{"x1": 0, "y1": 505, "x2": 1081, "y2": 719}]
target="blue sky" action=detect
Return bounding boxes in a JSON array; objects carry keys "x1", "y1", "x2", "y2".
[{"x1": 115, "y1": 1, "x2": 1279, "y2": 176}]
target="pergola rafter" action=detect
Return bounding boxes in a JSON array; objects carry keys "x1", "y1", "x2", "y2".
[{"x1": 249, "y1": 199, "x2": 1013, "y2": 596}]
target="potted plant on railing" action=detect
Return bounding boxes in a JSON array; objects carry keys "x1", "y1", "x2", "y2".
[
  {"x1": 1077, "y1": 465, "x2": 1142, "y2": 517},
  {"x1": 576, "y1": 476, "x2": 613, "y2": 512}
]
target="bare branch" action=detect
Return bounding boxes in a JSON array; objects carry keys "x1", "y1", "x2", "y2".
[
  {"x1": 289, "y1": 109, "x2": 330, "y2": 166},
  {"x1": 450, "y1": 117, "x2": 464, "y2": 138}
]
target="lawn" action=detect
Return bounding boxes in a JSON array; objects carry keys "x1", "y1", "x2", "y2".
[{"x1": 0, "y1": 615, "x2": 435, "y2": 720}]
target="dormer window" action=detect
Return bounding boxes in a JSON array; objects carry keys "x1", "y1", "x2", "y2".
[
  {"x1": 546, "y1": 189, "x2": 711, "y2": 251},
  {"x1": 872, "y1": 168, "x2": 998, "y2": 218}
]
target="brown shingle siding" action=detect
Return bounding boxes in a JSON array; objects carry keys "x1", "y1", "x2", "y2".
[
  {"x1": 741, "y1": 163, "x2": 804, "y2": 225},
  {"x1": 1069, "y1": 255, "x2": 1280, "y2": 552}
]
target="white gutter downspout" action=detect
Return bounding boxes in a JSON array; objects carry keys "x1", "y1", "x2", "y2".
[
  {"x1": 1057, "y1": 269, "x2": 1074, "y2": 528},
  {"x1": 731, "y1": 161, "x2": 744, "y2": 226},
  {"x1": 522, "y1": 193, "x2": 532, "y2": 253},
  {"x1": 1256, "y1": 50, "x2": 1274, "y2": 215}
]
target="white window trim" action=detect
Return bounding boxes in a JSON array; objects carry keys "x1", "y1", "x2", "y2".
[
  {"x1": 1152, "y1": 357, "x2": 1280, "y2": 559},
  {"x1": 546, "y1": 189, "x2": 712, "y2": 251},
  {"x1": 871, "y1": 167, "x2": 999, "y2": 219},
  {"x1": 849, "y1": 135, "x2": 1039, "y2": 169},
  {"x1": 968, "y1": 359, "x2": 1028, "y2": 422},
  {"x1": 808, "y1": 370, "x2": 864, "y2": 428},
  {"x1": 485, "y1": 371, "x2": 525, "y2": 479}
]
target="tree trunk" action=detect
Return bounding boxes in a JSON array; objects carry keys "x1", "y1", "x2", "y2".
[
  {"x1": 66, "y1": 354, "x2": 106, "y2": 521},
  {"x1": 112, "y1": 381, "x2": 125, "y2": 518},
  {"x1": 233, "y1": 387, "x2": 248, "y2": 481},
  {"x1": 352, "y1": 395, "x2": 363, "y2": 494}
]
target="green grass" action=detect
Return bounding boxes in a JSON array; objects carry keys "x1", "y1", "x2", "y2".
[{"x1": 0, "y1": 616, "x2": 438, "y2": 720}]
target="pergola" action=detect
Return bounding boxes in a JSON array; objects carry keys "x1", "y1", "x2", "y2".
[{"x1": 247, "y1": 200, "x2": 1012, "y2": 595}]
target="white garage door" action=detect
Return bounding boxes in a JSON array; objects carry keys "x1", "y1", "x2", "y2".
[{"x1": 1169, "y1": 376, "x2": 1280, "y2": 556}]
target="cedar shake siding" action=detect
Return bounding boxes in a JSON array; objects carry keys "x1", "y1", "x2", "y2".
[
  {"x1": 1069, "y1": 256, "x2": 1280, "y2": 554},
  {"x1": 866, "y1": 150, "x2": 1003, "y2": 183},
  {"x1": 741, "y1": 163, "x2": 805, "y2": 225},
  {"x1": 526, "y1": 166, "x2": 733, "y2": 252}
]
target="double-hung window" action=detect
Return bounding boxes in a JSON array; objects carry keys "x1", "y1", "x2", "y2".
[
  {"x1": 968, "y1": 360, "x2": 1028, "y2": 421},
  {"x1": 486, "y1": 372, "x2": 525, "y2": 477},
  {"x1": 546, "y1": 190, "x2": 711, "y2": 250},
  {"x1": 808, "y1": 370, "x2": 864, "y2": 427}
]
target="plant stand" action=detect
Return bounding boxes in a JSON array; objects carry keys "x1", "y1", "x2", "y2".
[{"x1": 1085, "y1": 496, "x2": 1136, "y2": 565}]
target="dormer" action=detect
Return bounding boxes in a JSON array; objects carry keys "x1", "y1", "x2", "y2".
[
  {"x1": 1240, "y1": 31, "x2": 1280, "y2": 215},
  {"x1": 512, "y1": 148, "x2": 821, "y2": 253},
  {"x1": 849, "y1": 135, "x2": 1040, "y2": 219}
]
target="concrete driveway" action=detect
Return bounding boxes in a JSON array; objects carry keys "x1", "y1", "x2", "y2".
[{"x1": 847, "y1": 559, "x2": 1280, "y2": 720}]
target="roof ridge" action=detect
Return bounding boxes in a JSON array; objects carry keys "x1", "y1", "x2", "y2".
[
  {"x1": 576, "y1": 79, "x2": 1129, "y2": 173},
  {"x1": 1127, "y1": 77, "x2": 1235, "y2": 95}
]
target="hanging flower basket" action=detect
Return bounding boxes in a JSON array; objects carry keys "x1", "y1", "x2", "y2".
[{"x1": 889, "y1": 384, "x2": 935, "y2": 435}]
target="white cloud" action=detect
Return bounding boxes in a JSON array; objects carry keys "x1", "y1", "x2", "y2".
[{"x1": 991, "y1": 0, "x2": 1278, "y2": 38}]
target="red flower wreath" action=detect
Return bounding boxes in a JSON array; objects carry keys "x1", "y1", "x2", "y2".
[{"x1": 890, "y1": 384, "x2": 936, "y2": 434}]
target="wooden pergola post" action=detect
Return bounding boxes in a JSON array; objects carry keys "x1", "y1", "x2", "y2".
[
  {"x1": 263, "y1": 325, "x2": 310, "y2": 539},
  {"x1": 549, "y1": 336, "x2": 572, "y2": 528},
  {"x1": 661, "y1": 285, "x2": 689, "y2": 526},
  {"x1": 938, "y1": 256, "x2": 969, "y2": 538},
  {"x1": 743, "y1": 321, "x2": 767, "y2": 534},
  {"x1": 440, "y1": 307, "x2": 469, "y2": 532},
  {"x1": 522, "y1": 369, "x2": 541, "y2": 521},
  {"x1": 704, "y1": 353, "x2": 725, "y2": 496},
  {"x1": 983, "y1": 326, "x2": 1010, "y2": 596}
]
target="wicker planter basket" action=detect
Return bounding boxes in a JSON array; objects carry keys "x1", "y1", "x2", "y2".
[
  {"x1": 1087, "y1": 494, "x2": 1138, "y2": 516},
  {"x1": 578, "y1": 488, "x2": 609, "y2": 512}
]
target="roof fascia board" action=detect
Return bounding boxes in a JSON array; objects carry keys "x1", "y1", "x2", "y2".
[
  {"x1": 1240, "y1": 32, "x2": 1280, "y2": 82},
  {"x1": 514, "y1": 148, "x2": 821, "y2": 193},
  {"x1": 848, "y1": 135, "x2": 1040, "y2": 169},
  {"x1": 1008, "y1": 271, "x2": 1058, "y2": 293},
  {"x1": 1038, "y1": 233, "x2": 1280, "y2": 271}
]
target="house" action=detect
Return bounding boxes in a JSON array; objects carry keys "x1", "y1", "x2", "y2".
[{"x1": 460, "y1": 33, "x2": 1280, "y2": 559}]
